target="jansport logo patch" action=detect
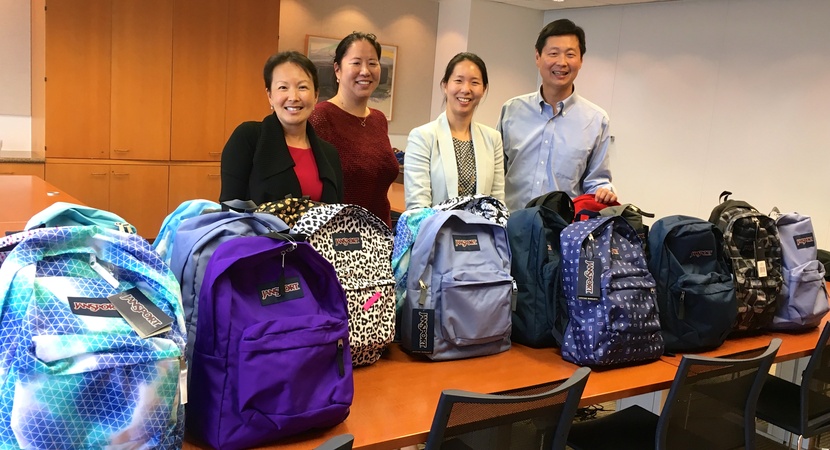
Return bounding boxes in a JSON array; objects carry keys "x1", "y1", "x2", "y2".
[
  {"x1": 259, "y1": 277, "x2": 304, "y2": 305},
  {"x1": 453, "y1": 234, "x2": 480, "y2": 251},
  {"x1": 68, "y1": 296, "x2": 122, "y2": 318},
  {"x1": 689, "y1": 249, "x2": 714, "y2": 258},
  {"x1": 583, "y1": 260, "x2": 595, "y2": 295},
  {"x1": 332, "y1": 232, "x2": 362, "y2": 251},
  {"x1": 794, "y1": 233, "x2": 816, "y2": 249}
]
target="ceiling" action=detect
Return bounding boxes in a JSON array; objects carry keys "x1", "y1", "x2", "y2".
[{"x1": 479, "y1": 0, "x2": 676, "y2": 11}]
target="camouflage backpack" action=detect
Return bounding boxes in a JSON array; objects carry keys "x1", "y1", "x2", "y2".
[{"x1": 708, "y1": 191, "x2": 783, "y2": 333}]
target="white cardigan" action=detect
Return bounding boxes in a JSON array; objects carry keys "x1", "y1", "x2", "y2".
[{"x1": 403, "y1": 112, "x2": 505, "y2": 210}]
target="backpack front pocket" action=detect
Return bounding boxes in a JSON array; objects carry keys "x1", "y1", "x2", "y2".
[
  {"x1": 670, "y1": 272, "x2": 736, "y2": 346},
  {"x1": 780, "y1": 260, "x2": 828, "y2": 325},
  {"x1": 237, "y1": 315, "x2": 352, "y2": 417},
  {"x1": 439, "y1": 271, "x2": 512, "y2": 346},
  {"x1": 19, "y1": 334, "x2": 182, "y2": 449},
  {"x1": 343, "y1": 278, "x2": 396, "y2": 366}
]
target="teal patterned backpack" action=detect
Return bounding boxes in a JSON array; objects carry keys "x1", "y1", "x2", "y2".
[{"x1": 0, "y1": 226, "x2": 187, "y2": 449}]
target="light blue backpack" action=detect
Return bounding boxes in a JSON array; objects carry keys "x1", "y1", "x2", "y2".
[
  {"x1": 167, "y1": 208, "x2": 288, "y2": 376},
  {"x1": 401, "y1": 210, "x2": 513, "y2": 360},
  {"x1": 768, "y1": 208, "x2": 829, "y2": 330},
  {"x1": 153, "y1": 199, "x2": 220, "y2": 265},
  {"x1": 0, "y1": 226, "x2": 186, "y2": 448},
  {"x1": 25, "y1": 202, "x2": 136, "y2": 233}
]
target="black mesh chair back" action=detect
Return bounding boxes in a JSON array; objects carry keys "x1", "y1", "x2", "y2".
[
  {"x1": 313, "y1": 433, "x2": 354, "y2": 450},
  {"x1": 656, "y1": 338, "x2": 781, "y2": 450},
  {"x1": 756, "y1": 322, "x2": 830, "y2": 448},
  {"x1": 424, "y1": 366, "x2": 590, "y2": 450},
  {"x1": 801, "y1": 322, "x2": 830, "y2": 434}
]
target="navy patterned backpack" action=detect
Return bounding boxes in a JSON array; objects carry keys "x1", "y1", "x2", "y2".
[{"x1": 559, "y1": 216, "x2": 664, "y2": 366}]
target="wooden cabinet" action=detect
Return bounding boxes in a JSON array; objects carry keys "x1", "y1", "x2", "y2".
[
  {"x1": 45, "y1": 162, "x2": 169, "y2": 238},
  {"x1": 0, "y1": 163, "x2": 45, "y2": 178},
  {"x1": 45, "y1": 162, "x2": 110, "y2": 211},
  {"x1": 110, "y1": 0, "x2": 173, "y2": 161},
  {"x1": 170, "y1": 0, "x2": 278, "y2": 161},
  {"x1": 44, "y1": 0, "x2": 111, "y2": 158},
  {"x1": 167, "y1": 165, "x2": 221, "y2": 209}
]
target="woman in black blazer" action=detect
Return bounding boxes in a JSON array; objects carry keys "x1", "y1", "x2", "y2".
[{"x1": 219, "y1": 51, "x2": 343, "y2": 204}]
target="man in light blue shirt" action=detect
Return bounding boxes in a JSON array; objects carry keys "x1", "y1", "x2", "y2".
[{"x1": 498, "y1": 19, "x2": 617, "y2": 212}]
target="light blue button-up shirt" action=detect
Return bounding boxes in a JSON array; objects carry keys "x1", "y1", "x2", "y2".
[{"x1": 497, "y1": 88, "x2": 614, "y2": 212}]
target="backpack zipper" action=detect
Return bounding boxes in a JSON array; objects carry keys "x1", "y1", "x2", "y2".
[
  {"x1": 678, "y1": 291, "x2": 685, "y2": 320},
  {"x1": 336, "y1": 339, "x2": 345, "y2": 376},
  {"x1": 418, "y1": 279, "x2": 428, "y2": 307}
]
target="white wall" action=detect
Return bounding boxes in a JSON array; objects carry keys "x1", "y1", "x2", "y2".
[
  {"x1": 0, "y1": 0, "x2": 32, "y2": 151},
  {"x1": 546, "y1": 0, "x2": 830, "y2": 245},
  {"x1": 468, "y1": 0, "x2": 542, "y2": 128}
]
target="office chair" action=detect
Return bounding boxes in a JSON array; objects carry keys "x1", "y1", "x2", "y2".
[
  {"x1": 424, "y1": 366, "x2": 590, "y2": 450},
  {"x1": 313, "y1": 433, "x2": 354, "y2": 450},
  {"x1": 567, "y1": 338, "x2": 781, "y2": 450},
  {"x1": 756, "y1": 322, "x2": 830, "y2": 449}
]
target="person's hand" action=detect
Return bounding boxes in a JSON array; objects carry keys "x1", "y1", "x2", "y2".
[{"x1": 594, "y1": 187, "x2": 617, "y2": 204}]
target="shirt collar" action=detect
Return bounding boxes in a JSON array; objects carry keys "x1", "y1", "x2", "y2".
[{"x1": 536, "y1": 85, "x2": 578, "y2": 116}]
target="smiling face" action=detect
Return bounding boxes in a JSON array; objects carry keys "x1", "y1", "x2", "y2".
[
  {"x1": 442, "y1": 59, "x2": 486, "y2": 119},
  {"x1": 333, "y1": 39, "x2": 381, "y2": 102},
  {"x1": 267, "y1": 61, "x2": 318, "y2": 132},
  {"x1": 536, "y1": 34, "x2": 583, "y2": 100}
]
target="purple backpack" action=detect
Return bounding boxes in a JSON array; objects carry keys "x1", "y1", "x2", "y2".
[{"x1": 186, "y1": 235, "x2": 353, "y2": 449}]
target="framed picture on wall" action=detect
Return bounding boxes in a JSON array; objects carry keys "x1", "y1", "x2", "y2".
[{"x1": 305, "y1": 35, "x2": 397, "y2": 120}]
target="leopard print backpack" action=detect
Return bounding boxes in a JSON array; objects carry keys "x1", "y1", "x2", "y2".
[{"x1": 293, "y1": 204, "x2": 396, "y2": 366}]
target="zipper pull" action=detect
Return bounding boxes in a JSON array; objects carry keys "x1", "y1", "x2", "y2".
[
  {"x1": 89, "y1": 255, "x2": 119, "y2": 288},
  {"x1": 511, "y1": 279, "x2": 518, "y2": 312},
  {"x1": 418, "y1": 279, "x2": 428, "y2": 307},
  {"x1": 336, "y1": 339, "x2": 345, "y2": 377},
  {"x1": 678, "y1": 291, "x2": 686, "y2": 320},
  {"x1": 178, "y1": 356, "x2": 188, "y2": 405}
]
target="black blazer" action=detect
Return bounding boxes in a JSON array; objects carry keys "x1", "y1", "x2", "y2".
[{"x1": 219, "y1": 113, "x2": 344, "y2": 205}]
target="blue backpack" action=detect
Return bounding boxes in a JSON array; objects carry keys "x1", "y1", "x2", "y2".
[
  {"x1": 153, "y1": 199, "x2": 220, "y2": 265},
  {"x1": 560, "y1": 216, "x2": 663, "y2": 366},
  {"x1": 506, "y1": 191, "x2": 573, "y2": 348},
  {"x1": 768, "y1": 209, "x2": 829, "y2": 330},
  {"x1": 648, "y1": 215, "x2": 737, "y2": 351},
  {"x1": 401, "y1": 210, "x2": 513, "y2": 360},
  {"x1": 24, "y1": 202, "x2": 136, "y2": 233},
  {"x1": 168, "y1": 209, "x2": 288, "y2": 378},
  {"x1": 187, "y1": 236, "x2": 353, "y2": 449},
  {"x1": 0, "y1": 226, "x2": 186, "y2": 449}
]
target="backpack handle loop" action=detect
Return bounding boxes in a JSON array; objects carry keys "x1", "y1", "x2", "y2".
[
  {"x1": 221, "y1": 199, "x2": 258, "y2": 213},
  {"x1": 718, "y1": 191, "x2": 732, "y2": 203}
]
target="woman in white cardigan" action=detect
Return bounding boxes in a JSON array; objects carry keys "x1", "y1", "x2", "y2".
[{"x1": 403, "y1": 52, "x2": 505, "y2": 209}]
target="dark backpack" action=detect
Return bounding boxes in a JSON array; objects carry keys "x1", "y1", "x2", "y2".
[
  {"x1": 819, "y1": 249, "x2": 830, "y2": 281},
  {"x1": 708, "y1": 191, "x2": 783, "y2": 333},
  {"x1": 506, "y1": 191, "x2": 572, "y2": 347},
  {"x1": 648, "y1": 215, "x2": 737, "y2": 351},
  {"x1": 600, "y1": 203, "x2": 654, "y2": 255},
  {"x1": 559, "y1": 216, "x2": 664, "y2": 366}
]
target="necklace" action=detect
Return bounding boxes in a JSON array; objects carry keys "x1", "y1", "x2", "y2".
[{"x1": 358, "y1": 115, "x2": 367, "y2": 127}]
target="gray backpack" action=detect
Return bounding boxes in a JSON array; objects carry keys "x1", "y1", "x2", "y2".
[{"x1": 767, "y1": 208, "x2": 829, "y2": 330}]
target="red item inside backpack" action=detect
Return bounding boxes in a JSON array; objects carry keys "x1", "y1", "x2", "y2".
[{"x1": 572, "y1": 194, "x2": 621, "y2": 222}]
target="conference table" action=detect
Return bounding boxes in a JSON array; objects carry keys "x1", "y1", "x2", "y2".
[{"x1": 2, "y1": 175, "x2": 827, "y2": 450}]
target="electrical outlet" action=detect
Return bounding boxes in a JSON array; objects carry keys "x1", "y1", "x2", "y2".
[{"x1": 0, "y1": 139, "x2": 3, "y2": 150}]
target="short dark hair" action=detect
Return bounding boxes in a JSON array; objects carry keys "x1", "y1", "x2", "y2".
[
  {"x1": 263, "y1": 51, "x2": 319, "y2": 93},
  {"x1": 333, "y1": 31, "x2": 382, "y2": 66},
  {"x1": 441, "y1": 52, "x2": 489, "y2": 89},
  {"x1": 535, "y1": 19, "x2": 586, "y2": 57}
]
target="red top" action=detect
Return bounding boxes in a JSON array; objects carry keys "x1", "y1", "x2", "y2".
[
  {"x1": 287, "y1": 145, "x2": 323, "y2": 202},
  {"x1": 309, "y1": 101, "x2": 399, "y2": 226}
]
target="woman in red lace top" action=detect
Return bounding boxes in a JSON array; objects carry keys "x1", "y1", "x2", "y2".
[{"x1": 309, "y1": 32, "x2": 400, "y2": 227}]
